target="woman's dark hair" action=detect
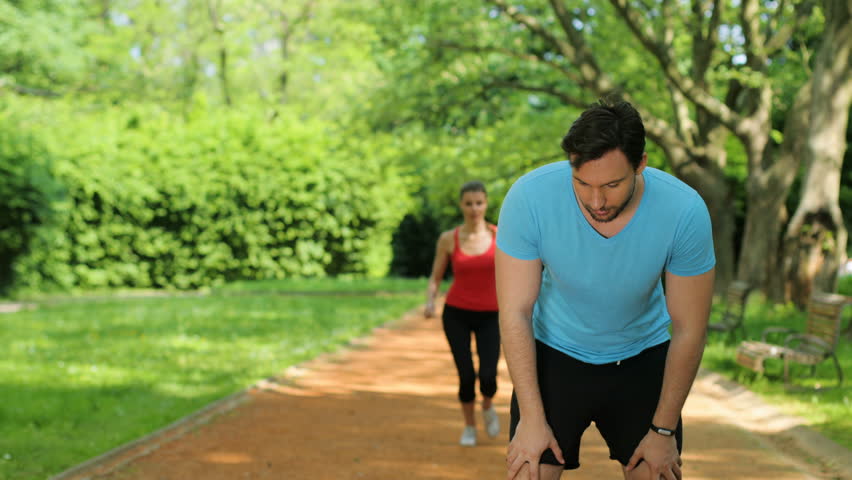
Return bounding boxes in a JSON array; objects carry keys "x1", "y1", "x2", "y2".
[
  {"x1": 459, "y1": 180, "x2": 487, "y2": 199},
  {"x1": 560, "y1": 98, "x2": 646, "y2": 170}
]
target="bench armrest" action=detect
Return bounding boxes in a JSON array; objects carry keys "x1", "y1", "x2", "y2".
[{"x1": 783, "y1": 333, "x2": 833, "y2": 353}]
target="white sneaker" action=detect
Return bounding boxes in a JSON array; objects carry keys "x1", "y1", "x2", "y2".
[
  {"x1": 483, "y1": 407, "x2": 500, "y2": 438},
  {"x1": 459, "y1": 425, "x2": 477, "y2": 447}
]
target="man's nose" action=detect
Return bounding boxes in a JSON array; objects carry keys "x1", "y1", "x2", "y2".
[{"x1": 590, "y1": 189, "x2": 605, "y2": 209}]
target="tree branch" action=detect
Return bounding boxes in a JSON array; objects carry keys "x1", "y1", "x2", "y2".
[
  {"x1": 608, "y1": 0, "x2": 743, "y2": 131},
  {"x1": 0, "y1": 79, "x2": 61, "y2": 98},
  {"x1": 483, "y1": 79, "x2": 589, "y2": 108},
  {"x1": 764, "y1": 0, "x2": 815, "y2": 56},
  {"x1": 662, "y1": 0, "x2": 676, "y2": 47},
  {"x1": 739, "y1": 0, "x2": 768, "y2": 69},
  {"x1": 437, "y1": 41, "x2": 583, "y2": 85},
  {"x1": 488, "y1": 0, "x2": 703, "y2": 162},
  {"x1": 486, "y1": 0, "x2": 617, "y2": 92}
]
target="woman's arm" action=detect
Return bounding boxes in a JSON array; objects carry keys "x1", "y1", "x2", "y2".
[{"x1": 425, "y1": 231, "x2": 452, "y2": 317}]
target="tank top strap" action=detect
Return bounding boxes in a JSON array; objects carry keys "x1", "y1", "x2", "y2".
[{"x1": 453, "y1": 227, "x2": 460, "y2": 253}]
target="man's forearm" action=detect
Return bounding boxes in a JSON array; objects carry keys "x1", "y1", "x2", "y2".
[
  {"x1": 655, "y1": 269, "x2": 714, "y2": 429},
  {"x1": 652, "y1": 329, "x2": 706, "y2": 429},
  {"x1": 500, "y1": 310, "x2": 546, "y2": 422}
]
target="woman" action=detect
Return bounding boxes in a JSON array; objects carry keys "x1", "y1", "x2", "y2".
[{"x1": 425, "y1": 180, "x2": 501, "y2": 447}]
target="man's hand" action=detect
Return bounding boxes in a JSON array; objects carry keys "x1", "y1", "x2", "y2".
[
  {"x1": 505, "y1": 418, "x2": 564, "y2": 480},
  {"x1": 625, "y1": 431, "x2": 682, "y2": 480}
]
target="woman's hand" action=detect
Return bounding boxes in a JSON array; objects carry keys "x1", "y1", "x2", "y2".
[{"x1": 424, "y1": 300, "x2": 436, "y2": 318}]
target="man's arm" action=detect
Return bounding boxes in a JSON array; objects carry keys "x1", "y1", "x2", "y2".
[
  {"x1": 496, "y1": 249, "x2": 564, "y2": 480},
  {"x1": 655, "y1": 268, "x2": 715, "y2": 429},
  {"x1": 626, "y1": 268, "x2": 715, "y2": 479}
]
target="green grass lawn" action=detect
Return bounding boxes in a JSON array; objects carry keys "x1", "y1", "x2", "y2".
[
  {"x1": 702, "y1": 294, "x2": 852, "y2": 449},
  {"x1": 0, "y1": 277, "x2": 427, "y2": 480}
]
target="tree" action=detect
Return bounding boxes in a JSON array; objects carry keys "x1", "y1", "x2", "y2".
[
  {"x1": 364, "y1": 0, "x2": 819, "y2": 293},
  {"x1": 257, "y1": 0, "x2": 315, "y2": 102},
  {"x1": 608, "y1": 0, "x2": 820, "y2": 299},
  {"x1": 783, "y1": 0, "x2": 852, "y2": 306}
]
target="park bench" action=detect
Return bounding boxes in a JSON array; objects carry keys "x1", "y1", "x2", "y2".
[
  {"x1": 735, "y1": 291, "x2": 848, "y2": 388},
  {"x1": 707, "y1": 281, "x2": 752, "y2": 342}
]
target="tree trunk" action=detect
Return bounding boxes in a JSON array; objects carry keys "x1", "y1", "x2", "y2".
[
  {"x1": 207, "y1": 0, "x2": 231, "y2": 106},
  {"x1": 682, "y1": 170, "x2": 736, "y2": 294},
  {"x1": 783, "y1": 0, "x2": 852, "y2": 307},
  {"x1": 218, "y1": 47, "x2": 231, "y2": 106},
  {"x1": 654, "y1": 139, "x2": 736, "y2": 294},
  {"x1": 733, "y1": 81, "x2": 803, "y2": 300},
  {"x1": 738, "y1": 171, "x2": 790, "y2": 298}
]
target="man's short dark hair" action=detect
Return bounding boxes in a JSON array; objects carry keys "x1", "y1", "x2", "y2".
[
  {"x1": 560, "y1": 99, "x2": 646, "y2": 170},
  {"x1": 459, "y1": 180, "x2": 487, "y2": 199}
]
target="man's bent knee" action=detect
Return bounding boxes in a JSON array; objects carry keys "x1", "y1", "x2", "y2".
[
  {"x1": 621, "y1": 461, "x2": 652, "y2": 480},
  {"x1": 514, "y1": 463, "x2": 564, "y2": 480}
]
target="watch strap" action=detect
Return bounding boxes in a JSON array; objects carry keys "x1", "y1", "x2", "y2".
[{"x1": 650, "y1": 423, "x2": 675, "y2": 436}]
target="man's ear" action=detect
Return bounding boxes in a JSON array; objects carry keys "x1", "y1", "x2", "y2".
[{"x1": 635, "y1": 152, "x2": 648, "y2": 175}]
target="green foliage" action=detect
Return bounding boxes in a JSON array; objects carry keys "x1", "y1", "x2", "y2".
[
  {"x1": 8, "y1": 100, "x2": 410, "y2": 291},
  {"x1": 0, "y1": 0, "x2": 99, "y2": 93},
  {"x1": 362, "y1": 0, "x2": 589, "y2": 132},
  {"x1": 0, "y1": 112, "x2": 62, "y2": 292},
  {"x1": 390, "y1": 211, "x2": 442, "y2": 278},
  {"x1": 0, "y1": 278, "x2": 424, "y2": 479},
  {"x1": 837, "y1": 275, "x2": 852, "y2": 296}
]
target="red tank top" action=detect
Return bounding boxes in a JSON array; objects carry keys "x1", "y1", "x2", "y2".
[{"x1": 445, "y1": 225, "x2": 498, "y2": 311}]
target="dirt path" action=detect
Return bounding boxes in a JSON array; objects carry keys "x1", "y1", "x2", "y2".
[{"x1": 58, "y1": 305, "x2": 850, "y2": 480}]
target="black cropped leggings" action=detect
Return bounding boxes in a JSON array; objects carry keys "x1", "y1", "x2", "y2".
[{"x1": 441, "y1": 304, "x2": 501, "y2": 403}]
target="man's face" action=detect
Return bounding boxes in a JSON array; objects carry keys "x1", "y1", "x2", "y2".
[{"x1": 572, "y1": 149, "x2": 646, "y2": 223}]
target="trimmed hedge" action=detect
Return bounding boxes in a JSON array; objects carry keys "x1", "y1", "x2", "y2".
[
  {"x1": 0, "y1": 114, "x2": 62, "y2": 292},
  {"x1": 8, "y1": 102, "x2": 410, "y2": 290}
]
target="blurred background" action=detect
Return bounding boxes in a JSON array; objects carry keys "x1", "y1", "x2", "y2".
[{"x1": 1, "y1": 0, "x2": 851, "y2": 304}]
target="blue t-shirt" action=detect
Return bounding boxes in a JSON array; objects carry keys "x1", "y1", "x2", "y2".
[{"x1": 496, "y1": 161, "x2": 715, "y2": 364}]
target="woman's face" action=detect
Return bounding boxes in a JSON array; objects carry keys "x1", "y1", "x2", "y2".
[{"x1": 459, "y1": 191, "x2": 488, "y2": 221}]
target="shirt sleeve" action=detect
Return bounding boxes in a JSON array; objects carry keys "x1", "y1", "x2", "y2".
[
  {"x1": 496, "y1": 180, "x2": 541, "y2": 260},
  {"x1": 666, "y1": 194, "x2": 716, "y2": 276}
]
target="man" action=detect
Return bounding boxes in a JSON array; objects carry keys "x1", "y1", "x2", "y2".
[{"x1": 496, "y1": 99, "x2": 715, "y2": 480}]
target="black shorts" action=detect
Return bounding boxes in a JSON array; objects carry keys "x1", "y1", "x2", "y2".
[{"x1": 509, "y1": 340, "x2": 682, "y2": 470}]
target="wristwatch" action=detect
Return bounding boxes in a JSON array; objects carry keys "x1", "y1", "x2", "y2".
[{"x1": 650, "y1": 423, "x2": 675, "y2": 436}]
